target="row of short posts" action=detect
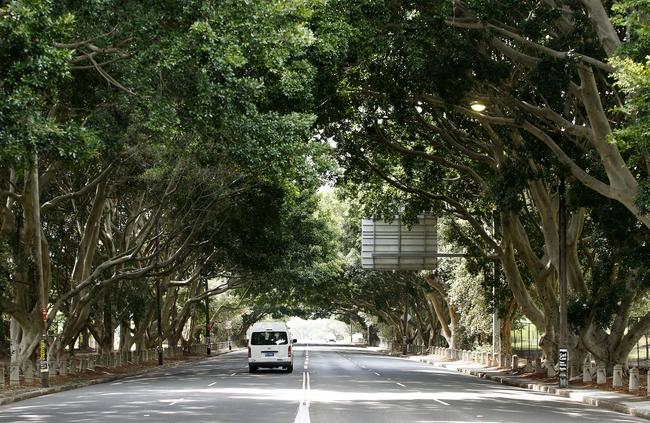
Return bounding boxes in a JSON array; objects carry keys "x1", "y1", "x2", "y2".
[
  {"x1": 0, "y1": 345, "x2": 210, "y2": 386},
  {"x1": 581, "y1": 357, "x2": 646, "y2": 394},
  {"x1": 446, "y1": 350, "x2": 649, "y2": 394},
  {"x1": 431, "y1": 347, "x2": 513, "y2": 370},
  {"x1": 436, "y1": 348, "x2": 650, "y2": 396}
]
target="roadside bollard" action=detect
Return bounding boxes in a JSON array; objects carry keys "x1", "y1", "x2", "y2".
[
  {"x1": 0, "y1": 365, "x2": 4, "y2": 386},
  {"x1": 504, "y1": 354, "x2": 511, "y2": 370},
  {"x1": 629, "y1": 367, "x2": 640, "y2": 393},
  {"x1": 511, "y1": 355, "x2": 518, "y2": 371},
  {"x1": 583, "y1": 360, "x2": 592, "y2": 383},
  {"x1": 613, "y1": 364, "x2": 623, "y2": 387},
  {"x1": 10, "y1": 362, "x2": 20, "y2": 385},
  {"x1": 24, "y1": 361, "x2": 34, "y2": 383},
  {"x1": 596, "y1": 364, "x2": 606, "y2": 384},
  {"x1": 59, "y1": 359, "x2": 68, "y2": 376},
  {"x1": 544, "y1": 358, "x2": 555, "y2": 377}
]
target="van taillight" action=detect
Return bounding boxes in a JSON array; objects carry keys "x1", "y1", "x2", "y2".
[
  {"x1": 248, "y1": 347, "x2": 251, "y2": 358},
  {"x1": 288, "y1": 345, "x2": 292, "y2": 357}
]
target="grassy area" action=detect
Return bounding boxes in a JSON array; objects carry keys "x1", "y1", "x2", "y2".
[{"x1": 511, "y1": 322, "x2": 541, "y2": 351}]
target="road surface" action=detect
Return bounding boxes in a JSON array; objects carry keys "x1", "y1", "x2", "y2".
[{"x1": 0, "y1": 345, "x2": 644, "y2": 422}]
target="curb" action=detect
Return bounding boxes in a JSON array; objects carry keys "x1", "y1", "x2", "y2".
[
  {"x1": 414, "y1": 356, "x2": 650, "y2": 421},
  {"x1": 0, "y1": 349, "x2": 240, "y2": 407},
  {"x1": 462, "y1": 368, "x2": 650, "y2": 421}
]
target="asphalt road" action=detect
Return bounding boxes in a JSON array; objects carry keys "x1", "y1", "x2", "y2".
[{"x1": 0, "y1": 345, "x2": 646, "y2": 423}]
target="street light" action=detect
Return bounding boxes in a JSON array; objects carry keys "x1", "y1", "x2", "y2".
[{"x1": 470, "y1": 101, "x2": 487, "y2": 112}]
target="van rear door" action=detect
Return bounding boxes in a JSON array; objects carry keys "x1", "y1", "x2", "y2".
[{"x1": 250, "y1": 331, "x2": 289, "y2": 361}]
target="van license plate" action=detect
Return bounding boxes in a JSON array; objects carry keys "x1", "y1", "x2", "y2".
[{"x1": 264, "y1": 352, "x2": 275, "y2": 357}]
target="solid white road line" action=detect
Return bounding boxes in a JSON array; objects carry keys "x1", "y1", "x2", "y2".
[
  {"x1": 294, "y1": 371, "x2": 311, "y2": 423},
  {"x1": 306, "y1": 371, "x2": 311, "y2": 407}
]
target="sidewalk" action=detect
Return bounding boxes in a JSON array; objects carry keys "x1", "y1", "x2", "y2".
[
  {"x1": 0, "y1": 349, "x2": 239, "y2": 407},
  {"x1": 407, "y1": 352, "x2": 650, "y2": 421}
]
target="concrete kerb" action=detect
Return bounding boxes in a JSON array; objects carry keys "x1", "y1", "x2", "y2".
[
  {"x1": 411, "y1": 354, "x2": 650, "y2": 421},
  {"x1": 460, "y1": 368, "x2": 650, "y2": 421},
  {"x1": 0, "y1": 349, "x2": 243, "y2": 408}
]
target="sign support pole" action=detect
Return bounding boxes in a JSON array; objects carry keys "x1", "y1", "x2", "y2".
[
  {"x1": 559, "y1": 177, "x2": 569, "y2": 388},
  {"x1": 205, "y1": 279, "x2": 211, "y2": 356}
]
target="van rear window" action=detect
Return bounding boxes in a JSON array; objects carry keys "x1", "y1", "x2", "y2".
[{"x1": 251, "y1": 331, "x2": 288, "y2": 345}]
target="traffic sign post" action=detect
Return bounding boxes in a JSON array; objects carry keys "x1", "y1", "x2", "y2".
[
  {"x1": 226, "y1": 320, "x2": 232, "y2": 351},
  {"x1": 40, "y1": 307, "x2": 48, "y2": 386},
  {"x1": 39, "y1": 334, "x2": 48, "y2": 374},
  {"x1": 205, "y1": 279, "x2": 211, "y2": 356},
  {"x1": 559, "y1": 348, "x2": 568, "y2": 388}
]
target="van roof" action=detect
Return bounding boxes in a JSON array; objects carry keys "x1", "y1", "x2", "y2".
[{"x1": 251, "y1": 321, "x2": 289, "y2": 331}]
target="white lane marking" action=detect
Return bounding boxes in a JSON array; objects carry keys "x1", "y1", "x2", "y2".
[
  {"x1": 294, "y1": 371, "x2": 311, "y2": 423},
  {"x1": 208, "y1": 382, "x2": 216, "y2": 387},
  {"x1": 304, "y1": 346, "x2": 310, "y2": 370},
  {"x1": 396, "y1": 382, "x2": 406, "y2": 387},
  {"x1": 433, "y1": 398, "x2": 450, "y2": 406},
  {"x1": 169, "y1": 398, "x2": 184, "y2": 406},
  {"x1": 306, "y1": 371, "x2": 311, "y2": 407},
  {"x1": 374, "y1": 372, "x2": 381, "y2": 376},
  {"x1": 230, "y1": 373, "x2": 236, "y2": 376}
]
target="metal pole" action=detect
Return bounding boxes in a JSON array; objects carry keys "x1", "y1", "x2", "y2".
[
  {"x1": 31, "y1": 153, "x2": 48, "y2": 388},
  {"x1": 645, "y1": 333, "x2": 650, "y2": 371},
  {"x1": 205, "y1": 279, "x2": 211, "y2": 356},
  {"x1": 492, "y1": 213, "x2": 501, "y2": 359},
  {"x1": 402, "y1": 302, "x2": 408, "y2": 355},
  {"x1": 559, "y1": 176, "x2": 569, "y2": 388},
  {"x1": 156, "y1": 279, "x2": 163, "y2": 365}
]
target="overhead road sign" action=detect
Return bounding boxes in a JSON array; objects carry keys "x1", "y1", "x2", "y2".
[{"x1": 362, "y1": 215, "x2": 440, "y2": 270}]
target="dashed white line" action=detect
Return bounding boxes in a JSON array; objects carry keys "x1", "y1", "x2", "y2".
[
  {"x1": 230, "y1": 373, "x2": 236, "y2": 376},
  {"x1": 396, "y1": 382, "x2": 406, "y2": 387},
  {"x1": 208, "y1": 382, "x2": 216, "y2": 387},
  {"x1": 374, "y1": 372, "x2": 381, "y2": 376},
  {"x1": 433, "y1": 398, "x2": 450, "y2": 406},
  {"x1": 169, "y1": 398, "x2": 184, "y2": 406}
]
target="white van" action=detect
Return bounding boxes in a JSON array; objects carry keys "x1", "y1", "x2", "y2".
[{"x1": 247, "y1": 322, "x2": 296, "y2": 373}]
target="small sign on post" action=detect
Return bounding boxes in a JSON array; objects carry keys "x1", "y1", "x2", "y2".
[
  {"x1": 39, "y1": 336, "x2": 48, "y2": 373},
  {"x1": 559, "y1": 348, "x2": 568, "y2": 388}
]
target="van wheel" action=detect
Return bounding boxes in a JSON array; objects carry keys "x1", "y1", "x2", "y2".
[
  {"x1": 249, "y1": 365, "x2": 258, "y2": 373},
  {"x1": 286, "y1": 364, "x2": 293, "y2": 373}
]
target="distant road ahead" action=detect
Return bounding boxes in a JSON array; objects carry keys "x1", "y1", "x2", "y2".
[{"x1": 0, "y1": 346, "x2": 644, "y2": 423}]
